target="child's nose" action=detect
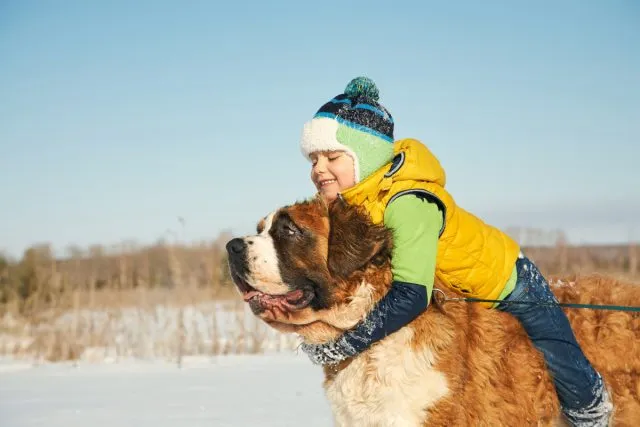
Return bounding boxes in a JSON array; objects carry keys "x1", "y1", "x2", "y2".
[{"x1": 313, "y1": 160, "x2": 327, "y2": 173}]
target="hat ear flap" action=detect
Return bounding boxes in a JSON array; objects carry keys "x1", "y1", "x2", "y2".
[{"x1": 326, "y1": 199, "x2": 392, "y2": 279}]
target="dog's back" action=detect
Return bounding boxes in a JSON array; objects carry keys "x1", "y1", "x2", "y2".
[
  {"x1": 552, "y1": 274, "x2": 640, "y2": 426},
  {"x1": 324, "y1": 274, "x2": 640, "y2": 426}
]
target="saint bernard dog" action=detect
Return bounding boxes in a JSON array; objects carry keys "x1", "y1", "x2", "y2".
[{"x1": 226, "y1": 196, "x2": 640, "y2": 426}]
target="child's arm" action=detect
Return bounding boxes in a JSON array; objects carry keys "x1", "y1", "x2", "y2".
[{"x1": 301, "y1": 193, "x2": 442, "y2": 365}]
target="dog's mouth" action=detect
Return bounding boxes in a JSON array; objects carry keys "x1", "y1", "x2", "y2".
[{"x1": 230, "y1": 270, "x2": 315, "y2": 314}]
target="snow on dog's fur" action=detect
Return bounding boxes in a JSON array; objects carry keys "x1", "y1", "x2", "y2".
[{"x1": 226, "y1": 197, "x2": 640, "y2": 426}]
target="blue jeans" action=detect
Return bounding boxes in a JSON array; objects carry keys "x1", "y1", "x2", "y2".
[{"x1": 497, "y1": 255, "x2": 612, "y2": 425}]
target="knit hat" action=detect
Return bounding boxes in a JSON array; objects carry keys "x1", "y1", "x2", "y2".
[{"x1": 300, "y1": 76, "x2": 395, "y2": 184}]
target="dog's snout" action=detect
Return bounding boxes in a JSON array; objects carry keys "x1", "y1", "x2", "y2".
[{"x1": 226, "y1": 238, "x2": 247, "y2": 256}]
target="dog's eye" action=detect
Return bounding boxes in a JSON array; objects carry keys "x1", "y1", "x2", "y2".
[
  {"x1": 274, "y1": 214, "x2": 302, "y2": 238},
  {"x1": 284, "y1": 225, "x2": 297, "y2": 236},
  {"x1": 280, "y1": 221, "x2": 301, "y2": 238}
]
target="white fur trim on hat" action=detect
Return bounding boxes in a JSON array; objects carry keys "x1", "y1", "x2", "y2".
[{"x1": 300, "y1": 117, "x2": 361, "y2": 183}]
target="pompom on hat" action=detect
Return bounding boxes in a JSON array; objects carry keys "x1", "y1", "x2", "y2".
[{"x1": 300, "y1": 76, "x2": 395, "y2": 184}]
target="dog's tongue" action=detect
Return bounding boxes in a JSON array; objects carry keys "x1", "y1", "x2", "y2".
[{"x1": 243, "y1": 290, "x2": 262, "y2": 302}]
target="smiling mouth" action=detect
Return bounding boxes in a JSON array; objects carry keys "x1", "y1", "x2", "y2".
[
  {"x1": 317, "y1": 179, "x2": 337, "y2": 188},
  {"x1": 230, "y1": 270, "x2": 314, "y2": 313}
]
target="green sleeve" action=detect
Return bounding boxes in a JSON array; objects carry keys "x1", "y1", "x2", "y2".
[{"x1": 383, "y1": 194, "x2": 443, "y2": 304}]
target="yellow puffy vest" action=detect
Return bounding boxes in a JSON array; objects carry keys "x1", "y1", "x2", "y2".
[{"x1": 339, "y1": 138, "x2": 521, "y2": 306}]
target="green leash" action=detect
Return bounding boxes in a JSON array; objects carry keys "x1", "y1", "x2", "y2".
[{"x1": 433, "y1": 290, "x2": 640, "y2": 312}]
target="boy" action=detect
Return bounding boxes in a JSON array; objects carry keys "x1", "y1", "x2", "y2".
[{"x1": 298, "y1": 76, "x2": 613, "y2": 426}]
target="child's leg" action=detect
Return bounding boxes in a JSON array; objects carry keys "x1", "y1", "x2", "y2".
[{"x1": 497, "y1": 254, "x2": 613, "y2": 426}]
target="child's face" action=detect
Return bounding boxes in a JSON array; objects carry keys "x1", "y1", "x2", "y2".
[{"x1": 310, "y1": 150, "x2": 355, "y2": 202}]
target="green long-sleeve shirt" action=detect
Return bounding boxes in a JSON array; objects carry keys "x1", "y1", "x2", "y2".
[{"x1": 383, "y1": 194, "x2": 517, "y2": 306}]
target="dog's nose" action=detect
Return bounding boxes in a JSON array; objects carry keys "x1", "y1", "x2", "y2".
[{"x1": 226, "y1": 238, "x2": 246, "y2": 255}]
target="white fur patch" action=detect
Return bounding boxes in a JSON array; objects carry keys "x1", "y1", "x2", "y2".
[
  {"x1": 325, "y1": 327, "x2": 449, "y2": 426},
  {"x1": 324, "y1": 281, "x2": 376, "y2": 330},
  {"x1": 300, "y1": 117, "x2": 361, "y2": 183},
  {"x1": 244, "y1": 212, "x2": 289, "y2": 294}
]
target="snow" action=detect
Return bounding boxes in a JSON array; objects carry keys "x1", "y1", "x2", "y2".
[
  {"x1": 0, "y1": 297, "x2": 334, "y2": 425},
  {"x1": 0, "y1": 353, "x2": 333, "y2": 427},
  {"x1": 1, "y1": 300, "x2": 301, "y2": 362}
]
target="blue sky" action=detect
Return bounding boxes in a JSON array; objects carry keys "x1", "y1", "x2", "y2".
[{"x1": 1, "y1": 0, "x2": 638, "y2": 258}]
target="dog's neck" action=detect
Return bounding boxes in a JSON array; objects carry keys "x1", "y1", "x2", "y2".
[
  {"x1": 298, "y1": 279, "x2": 387, "y2": 344},
  {"x1": 297, "y1": 278, "x2": 392, "y2": 366}
]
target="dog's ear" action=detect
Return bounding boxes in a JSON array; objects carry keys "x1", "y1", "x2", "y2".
[{"x1": 326, "y1": 199, "x2": 393, "y2": 279}]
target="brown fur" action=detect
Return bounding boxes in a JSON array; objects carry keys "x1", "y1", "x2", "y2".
[{"x1": 237, "y1": 198, "x2": 640, "y2": 426}]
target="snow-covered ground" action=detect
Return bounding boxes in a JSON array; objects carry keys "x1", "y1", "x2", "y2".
[
  {"x1": 0, "y1": 353, "x2": 333, "y2": 427},
  {"x1": 0, "y1": 298, "x2": 334, "y2": 425}
]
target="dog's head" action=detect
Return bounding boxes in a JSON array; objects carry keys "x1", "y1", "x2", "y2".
[{"x1": 225, "y1": 197, "x2": 393, "y2": 343}]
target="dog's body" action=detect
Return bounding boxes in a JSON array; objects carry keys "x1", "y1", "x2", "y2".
[{"x1": 226, "y1": 198, "x2": 640, "y2": 426}]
